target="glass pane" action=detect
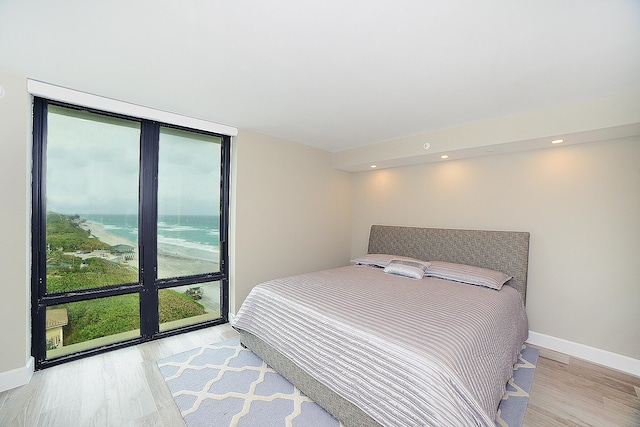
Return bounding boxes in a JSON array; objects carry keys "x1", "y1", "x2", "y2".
[
  {"x1": 159, "y1": 281, "x2": 221, "y2": 331},
  {"x1": 45, "y1": 294, "x2": 141, "y2": 359},
  {"x1": 45, "y1": 106, "x2": 140, "y2": 293},
  {"x1": 157, "y1": 127, "x2": 222, "y2": 279}
]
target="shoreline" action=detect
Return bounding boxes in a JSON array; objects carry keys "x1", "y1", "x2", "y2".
[
  {"x1": 80, "y1": 219, "x2": 219, "y2": 279},
  {"x1": 83, "y1": 220, "x2": 136, "y2": 247}
]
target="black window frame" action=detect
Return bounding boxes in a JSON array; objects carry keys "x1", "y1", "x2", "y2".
[{"x1": 31, "y1": 97, "x2": 230, "y2": 369}]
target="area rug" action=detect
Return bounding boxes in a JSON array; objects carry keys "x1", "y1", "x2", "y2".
[{"x1": 157, "y1": 338, "x2": 538, "y2": 427}]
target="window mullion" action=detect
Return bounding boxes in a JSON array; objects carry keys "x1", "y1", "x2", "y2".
[
  {"x1": 31, "y1": 97, "x2": 48, "y2": 364},
  {"x1": 219, "y1": 135, "x2": 231, "y2": 321},
  {"x1": 139, "y1": 121, "x2": 160, "y2": 339}
]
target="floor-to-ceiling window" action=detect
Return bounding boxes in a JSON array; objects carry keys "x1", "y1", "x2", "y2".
[{"x1": 31, "y1": 96, "x2": 231, "y2": 369}]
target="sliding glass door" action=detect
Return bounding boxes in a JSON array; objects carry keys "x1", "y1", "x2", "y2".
[{"x1": 32, "y1": 99, "x2": 229, "y2": 368}]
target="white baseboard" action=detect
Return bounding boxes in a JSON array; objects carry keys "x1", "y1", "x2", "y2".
[
  {"x1": 527, "y1": 331, "x2": 640, "y2": 377},
  {"x1": 0, "y1": 356, "x2": 34, "y2": 393}
]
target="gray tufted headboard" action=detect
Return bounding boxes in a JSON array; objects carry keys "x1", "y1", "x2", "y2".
[{"x1": 367, "y1": 225, "x2": 530, "y2": 303}]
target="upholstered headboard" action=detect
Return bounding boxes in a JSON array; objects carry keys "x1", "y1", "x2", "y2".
[{"x1": 367, "y1": 225, "x2": 530, "y2": 303}]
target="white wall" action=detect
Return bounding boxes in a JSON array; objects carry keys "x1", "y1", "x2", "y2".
[
  {"x1": 351, "y1": 139, "x2": 640, "y2": 361},
  {"x1": 230, "y1": 130, "x2": 352, "y2": 314},
  {"x1": 0, "y1": 70, "x2": 32, "y2": 391}
]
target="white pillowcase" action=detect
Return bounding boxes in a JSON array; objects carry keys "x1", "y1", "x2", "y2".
[
  {"x1": 425, "y1": 261, "x2": 512, "y2": 290},
  {"x1": 351, "y1": 254, "x2": 431, "y2": 270},
  {"x1": 383, "y1": 259, "x2": 429, "y2": 279}
]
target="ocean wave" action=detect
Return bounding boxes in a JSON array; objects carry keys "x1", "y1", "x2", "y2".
[
  {"x1": 159, "y1": 225, "x2": 200, "y2": 232},
  {"x1": 158, "y1": 235, "x2": 219, "y2": 257},
  {"x1": 103, "y1": 224, "x2": 124, "y2": 230},
  {"x1": 87, "y1": 217, "x2": 220, "y2": 261}
]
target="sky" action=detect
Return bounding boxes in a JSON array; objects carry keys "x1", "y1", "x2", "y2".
[{"x1": 46, "y1": 105, "x2": 222, "y2": 216}]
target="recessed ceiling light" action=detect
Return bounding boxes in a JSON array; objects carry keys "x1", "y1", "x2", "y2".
[
  {"x1": 440, "y1": 155, "x2": 449, "y2": 159},
  {"x1": 370, "y1": 165, "x2": 377, "y2": 168},
  {"x1": 551, "y1": 139, "x2": 564, "y2": 144}
]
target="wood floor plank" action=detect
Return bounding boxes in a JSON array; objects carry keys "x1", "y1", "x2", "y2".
[
  {"x1": 528, "y1": 382, "x2": 625, "y2": 427},
  {"x1": 523, "y1": 403, "x2": 583, "y2": 427},
  {"x1": 141, "y1": 358, "x2": 185, "y2": 427},
  {"x1": 603, "y1": 396, "x2": 640, "y2": 426},
  {"x1": 0, "y1": 369, "x2": 47, "y2": 426},
  {"x1": 536, "y1": 347, "x2": 571, "y2": 364},
  {"x1": 524, "y1": 352, "x2": 640, "y2": 427}
]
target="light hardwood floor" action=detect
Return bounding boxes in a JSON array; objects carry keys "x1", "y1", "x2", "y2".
[
  {"x1": 0, "y1": 325, "x2": 638, "y2": 426},
  {"x1": 524, "y1": 346, "x2": 640, "y2": 427}
]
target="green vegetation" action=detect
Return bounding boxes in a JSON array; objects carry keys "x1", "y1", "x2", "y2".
[
  {"x1": 47, "y1": 251, "x2": 138, "y2": 293},
  {"x1": 159, "y1": 289, "x2": 206, "y2": 324},
  {"x1": 46, "y1": 212, "x2": 207, "y2": 346},
  {"x1": 63, "y1": 294, "x2": 141, "y2": 345},
  {"x1": 62, "y1": 291, "x2": 206, "y2": 345},
  {"x1": 46, "y1": 212, "x2": 110, "y2": 252}
]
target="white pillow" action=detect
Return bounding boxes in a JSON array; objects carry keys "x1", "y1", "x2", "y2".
[
  {"x1": 383, "y1": 259, "x2": 428, "y2": 279},
  {"x1": 425, "y1": 261, "x2": 512, "y2": 290},
  {"x1": 351, "y1": 254, "x2": 431, "y2": 270}
]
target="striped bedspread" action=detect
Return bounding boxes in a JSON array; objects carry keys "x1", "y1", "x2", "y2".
[{"x1": 233, "y1": 265, "x2": 529, "y2": 426}]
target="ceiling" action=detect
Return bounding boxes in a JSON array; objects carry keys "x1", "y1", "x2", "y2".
[{"x1": 0, "y1": 1, "x2": 639, "y2": 154}]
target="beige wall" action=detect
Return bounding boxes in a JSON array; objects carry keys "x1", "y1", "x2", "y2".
[
  {"x1": 351, "y1": 138, "x2": 640, "y2": 360},
  {"x1": 0, "y1": 70, "x2": 31, "y2": 378},
  {"x1": 230, "y1": 130, "x2": 352, "y2": 314}
]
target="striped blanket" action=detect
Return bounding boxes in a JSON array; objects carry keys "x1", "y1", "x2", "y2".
[{"x1": 234, "y1": 265, "x2": 528, "y2": 426}]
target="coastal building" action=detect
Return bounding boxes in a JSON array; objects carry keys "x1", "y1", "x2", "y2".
[
  {"x1": 45, "y1": 309, "x2": 68, "y2": 350},
  {"x1": 109, "y1": 244, "x2": 135, "y2": 261}
]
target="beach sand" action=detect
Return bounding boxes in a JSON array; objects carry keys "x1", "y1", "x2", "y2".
[{"x1": 83, "y1": 220, "x2": 134, "y2": 247}]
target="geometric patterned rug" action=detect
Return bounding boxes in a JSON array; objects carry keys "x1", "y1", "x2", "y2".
[
  {"x1": 495, "y1": 344, "x2": 539, "y2": 427},
  {"x1": 157, "y1": 337, "x2": 539, "y2": 427}
]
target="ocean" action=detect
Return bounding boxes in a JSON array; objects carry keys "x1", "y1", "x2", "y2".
[{"x1": 83, "y1": 214, "x2": 220, "y2": 262}]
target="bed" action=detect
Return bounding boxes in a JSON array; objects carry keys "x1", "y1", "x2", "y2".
[{"x1": 233, "y1": 225, "x2": 530, "y2": 426}]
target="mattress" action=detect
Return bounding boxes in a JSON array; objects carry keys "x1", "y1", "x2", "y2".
[{"x1": 233, "y1": 264, "x2": 529, "y2": 427}]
